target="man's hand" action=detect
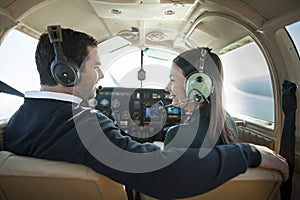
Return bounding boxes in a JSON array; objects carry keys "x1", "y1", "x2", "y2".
[{"x1": 252, "y1": 144, "x2": 289, "y2": 181}]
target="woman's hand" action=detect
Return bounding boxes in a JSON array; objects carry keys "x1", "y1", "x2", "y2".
[{"x1": 252, "y1": 144, "x2": 289, "y2": 181}]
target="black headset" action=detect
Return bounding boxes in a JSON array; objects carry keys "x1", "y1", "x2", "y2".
[
  {"x1": 47, "y1": 25, "x2": 80, "y2": 87},
  {"x1": 184, "y1": 47, "x2": 214, "y2": 104}
]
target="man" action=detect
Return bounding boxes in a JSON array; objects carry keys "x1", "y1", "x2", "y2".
[{"x1": 4, "y1": 26, "x2": 288, "y2": 199}]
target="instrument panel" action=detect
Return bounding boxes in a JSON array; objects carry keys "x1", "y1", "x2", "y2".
[{"x1": 95, "y1": 87, "x2": 181, "y2": 142}]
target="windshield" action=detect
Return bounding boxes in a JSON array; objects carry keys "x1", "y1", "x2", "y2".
[{"x1": 100, "y1": 48, "x2": 176, "y2": 89}]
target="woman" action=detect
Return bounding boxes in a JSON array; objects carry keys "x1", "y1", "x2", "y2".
[{"x1": 164, "y1": 47, "x2": 238, "y2": 152}]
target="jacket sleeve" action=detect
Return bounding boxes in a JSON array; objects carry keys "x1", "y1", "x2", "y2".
[{"x1": 72, "y1": 110, "x2": 261, "y2": 199}]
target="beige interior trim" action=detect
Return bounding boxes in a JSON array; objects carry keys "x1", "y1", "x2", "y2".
[{"x1": 238, "y1": 126, "x2": 274, "y2": 150}]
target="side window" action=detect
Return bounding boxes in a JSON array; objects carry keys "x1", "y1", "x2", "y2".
[
  {"x1": 221, "y1": 42, "x2": 274, "y2": 125},
  {"x1": 0, "y1": 29, "x2": 39, "y2": 119}
]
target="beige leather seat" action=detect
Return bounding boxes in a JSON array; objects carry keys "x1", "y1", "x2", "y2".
[
  {"x1": 0, "y1": 151, "x2": 128, "y2": 200},
  {"x1": 180, "y1": 167, "x2": 282, "y2": 200}
]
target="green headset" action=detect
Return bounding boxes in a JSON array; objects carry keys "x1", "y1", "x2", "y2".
[
  {"x1": 47, "y1": 25, "x2": 80, "y2": 87},
  {"x1": 184, "y1": 48, "x2": 214, "y2": 104}
]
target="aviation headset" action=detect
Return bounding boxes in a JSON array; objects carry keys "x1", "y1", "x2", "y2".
[
  {"x1": 184, "y1": 47, "x2": 214, "y2": 104},
  {"x1": 47, "y1": 25, "x2": 80, "y2": 87}
]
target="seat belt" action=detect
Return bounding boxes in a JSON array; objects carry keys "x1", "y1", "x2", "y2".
[
  {"x1": 280, "y1": 80, "x2": 297, "y2": 200},
  {"x1": 0, "y1": 81, "x2": 24, "y2": 97}
]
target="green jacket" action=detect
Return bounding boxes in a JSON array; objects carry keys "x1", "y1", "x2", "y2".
[{"x1": 164, "y1": 108, "x2": 238, "y2": 150}]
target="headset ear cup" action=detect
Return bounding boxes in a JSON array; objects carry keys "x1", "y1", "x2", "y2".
[
  {"x1": 185, "y1": 72, "x2": 213, "y2": 103},
  {"x1": 50, "y1": 59, "x2": 80, "y2": 87},
  {"x1": 48, "y1": 25, "x2": 80, "y2": 87}
]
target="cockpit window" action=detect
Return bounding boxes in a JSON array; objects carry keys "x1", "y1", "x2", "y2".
[
  {"x1": 0, "y1": 29, "x2": 39, "y2": 119},
  {"x1": 221, "y1": 42, "x2": 274, "y2": 125}
]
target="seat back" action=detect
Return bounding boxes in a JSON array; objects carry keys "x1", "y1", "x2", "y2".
[
  {"x1": 0, "y1": 151, "x2": 128, "y2": 200},
  {"x1": 180, "y1": 167, "x2": 282, "y2": 200}
]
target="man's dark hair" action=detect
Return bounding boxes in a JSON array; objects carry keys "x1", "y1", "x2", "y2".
[{"x1": 35, "y1": 28, "x2": 98, "y2": 86}]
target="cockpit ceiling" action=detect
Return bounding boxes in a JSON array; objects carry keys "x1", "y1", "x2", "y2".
[
  {"x1": 1, "y1": 0, "x2": 300, "y2": 53},
  {"x1": 241, "y1": 0, "x2": 300, "y2": 20},
  {"x1": 89, "y1": 0, "x2": 195, "y2": 20}
]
